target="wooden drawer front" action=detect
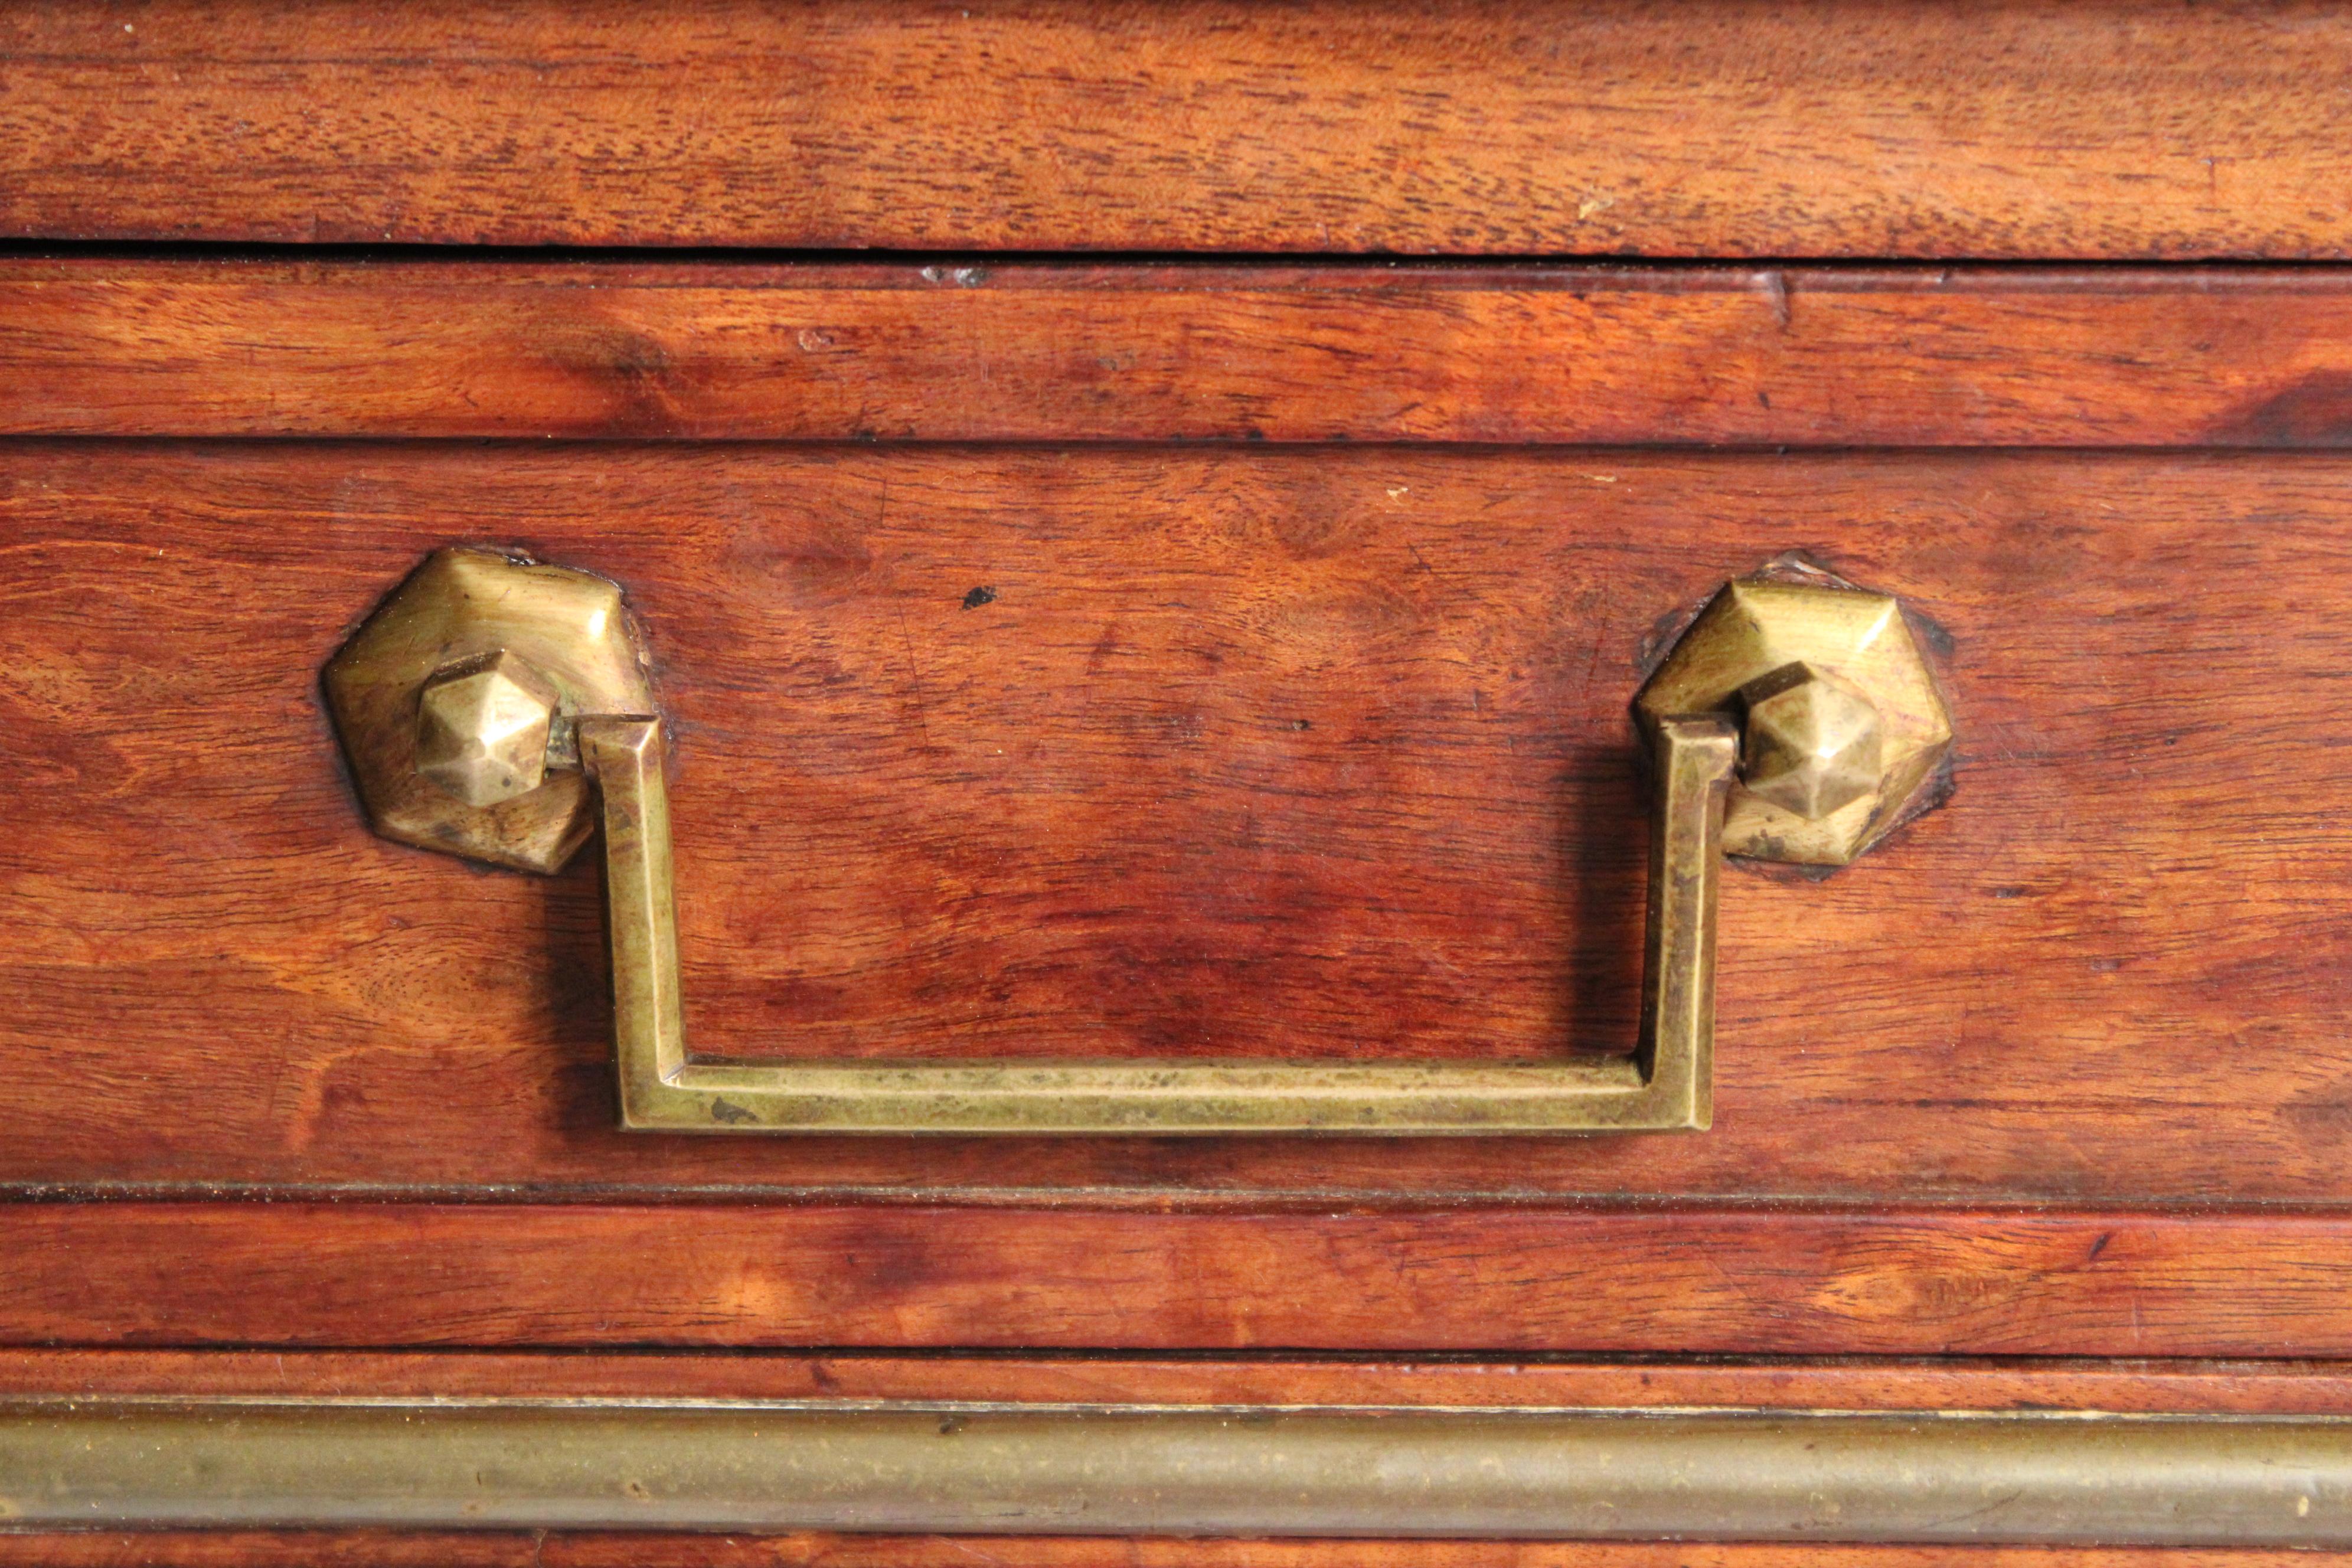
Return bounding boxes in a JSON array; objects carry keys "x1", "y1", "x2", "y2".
[
  {"x1": 17, "y1": 0, "x2": 2352, "y2": 1547},
  {"x1": 8, "y1": 437, "x2": 2348, "y2": 1203},
  {"x1": 6, "y1": 260, "x2": 2352, "y2": 1368}
]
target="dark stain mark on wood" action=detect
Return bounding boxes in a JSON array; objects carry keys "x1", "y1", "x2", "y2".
[{"x1": 2220, "y1": 371, "x2": 2352, "y2": 446}]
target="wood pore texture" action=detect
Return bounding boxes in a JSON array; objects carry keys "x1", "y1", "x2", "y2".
[
  {"x1": 11, "y1": 259, "x2": 2352, "y2": 446},
  {"x1": 6, "y1": 440, "x2": 2352, "y2": 1211},
  {"x1": 9, "y1": 5, "x2": 2352, "y2": 1550},
  {"x1": 12, "y1": 1350, "x2": 2352, "y2": 1410},
  {"x1": 5, "y1": 1204, "x2": 2352, "y2": 1354},
  {"x1": 4, "y1": 0, "x2": 2352, "y2": 257}
]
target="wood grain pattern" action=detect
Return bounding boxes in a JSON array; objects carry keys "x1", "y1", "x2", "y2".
[
  {"x1": 8, "y1": 1349, "x2": 2352, "y2": 1414},
  {"x1": 14, "y1": 1, "x2": 2352, "y2": 1534},
  {"x1": 6, "y1": 442, "x2": 2352, "y2": 1203},
  {"x1": 4, "y1": 0, "x2": 2352, "y2": 257},
  {"x1": 14, "y1": 1213, "x2": 2352, "y2": 1354},
  {"x1": 4, "y1": 1204, "x2": 2352, "y2": 1354},
  {"x1": 14, "y1": 259, "x2": 2352, "y2": 446},
  {"x1": 0, "y1": 1537, "x2": 2327, "y2": 1568}
]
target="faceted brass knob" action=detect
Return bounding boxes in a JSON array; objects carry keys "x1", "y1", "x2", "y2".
[
  {"x1": 1739, "y1": 662, "x2": 1883, "y2": 821},
  {"x1": 415, "y1": 651, "x2": 561, "y2": 807},
  {"x1": 1632, "y1": 576, "x2": 1952, "y2": 865}
]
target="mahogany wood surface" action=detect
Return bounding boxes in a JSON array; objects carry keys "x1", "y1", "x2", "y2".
[
  {"x1": 6, "y1": 442, "x2": 2352, "y2": 1205},
  {"x1": 13, "y1": 2, "x2": 2352, "y2": 1551},
  {"x1": 15, "y1": 259, "x2": 2352, "y2": 447},
  {"x1": 7, "y1": 1350, "x2": 2352, "y2": 1414},
  {"x1": 0, "y1": 1538, "x2": 2328, "y2": 1568},
  {"x1": 5, "y1": 0, "x2": 2352, "y2": 259},
  {"x1": 5, "y1": 1203, "x2": 2352, "y2": 1354}
]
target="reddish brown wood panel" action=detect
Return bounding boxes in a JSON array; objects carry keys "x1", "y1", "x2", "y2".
[
  {"x1": 0, "y1": 1537, "x2": 2324, "y2": 1568},
  {"x1": 3, "y1": 1204, "x2": 2352, "y2": 1354},
  {"x1": 2, "y1": 0, "x2": 2350, "y2": 257},
  {"x1": 5, "y1": 442, "x2": 2352, "y2": 1203},
  {"x1": 8, "y1": 1350, "x2": 2352, "y2": 1415},
  {"x1": 10, "y1": 260, "x2": 2352, "y2": 446}
]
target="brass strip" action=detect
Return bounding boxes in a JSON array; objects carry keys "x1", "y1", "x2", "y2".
[
  {"x1": 578, "y1": 714, "x2": 1740, "y2": 1135},
  {"x1": 2, "y1": 1402, "x2": 2347, "y2": 1543}
]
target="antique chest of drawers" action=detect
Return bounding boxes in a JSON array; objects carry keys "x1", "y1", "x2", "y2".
[{"x1": 8, "y1": 0, "x2": 2352, "y2": 1560}]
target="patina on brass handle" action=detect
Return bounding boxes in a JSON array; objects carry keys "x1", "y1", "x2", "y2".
[
  {"x1": 581, "y1": 708, "x2": 1735, "y2": 1134},
  {"x1": 328, "y1": 550, "x2": 1949, "y2": 1135}
]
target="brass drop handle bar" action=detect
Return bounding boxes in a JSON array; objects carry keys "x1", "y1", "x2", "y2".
[{"x1": 329, "y1": 550, "x2": 1949, "y2": 1135}]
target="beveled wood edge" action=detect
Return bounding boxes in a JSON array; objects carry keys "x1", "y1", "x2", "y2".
[
  {"x1": 8, "y1": 1350, "x2": 2352, "y2": 1415},
  {"x1": 8, "y1": 257, "x2": 2352, "y2": 446},
  {"x1": 3, "y1": 1400, "x2": 2346, "y2": 1544}
]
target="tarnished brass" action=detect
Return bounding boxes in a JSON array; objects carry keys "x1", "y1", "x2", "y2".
[
  {"x1": 329, "y1": 551, "x2": 1945, "y2": 1133},
  {"x1": 1737, "y1": 662, "x2": 1881, "y2": 821},
  {"x1": 1634, "y1": 575, "x2": 1953, "y2": 866},
  {"x1": 324, "y1": 547, "x2": 652, "y2": 874},
  {"x1": 414, "y1": 650, "x2": 561, "y2": 808},
  {"x1": 4, "y1": 1399, "x2": 2346, "y2": 1544},
  {"x1": 584, "y1": 711, "x2": 1733, "y2": 1132}
]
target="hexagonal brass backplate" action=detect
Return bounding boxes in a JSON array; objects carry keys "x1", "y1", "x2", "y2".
[
  {"x1": 1634, "y1": 577, "x2": 1952, "y2": 865},
  {"x1": 325, "y1": 547, "x2": 653, "y2": 873}
]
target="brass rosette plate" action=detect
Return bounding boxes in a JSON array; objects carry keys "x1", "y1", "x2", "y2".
[{"x1": 324, "y1": 547, "x2": 654, "y2": 874}]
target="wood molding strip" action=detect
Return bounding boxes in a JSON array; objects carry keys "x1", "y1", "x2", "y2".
[
  {"x1": 6, "y1": 1350, "x2": 2352, "y2": 1416},
  {"x1": 6, "y1": 1204, "x2": 2352, "y2": 1355},
  {"x1": 4, "y1": 0, "x2": 2351, "y2": 258},
  {"x1": 3, "y1": 1400, "x2": 2349, "y2": 1544},
  {"x1": 7, "y1": 259, "x2": 2352, "y2": 447}
]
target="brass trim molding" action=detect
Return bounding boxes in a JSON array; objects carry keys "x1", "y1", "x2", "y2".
[{"x1": 3, "y1": 1400, "x2": 2348, "y2": 1544}]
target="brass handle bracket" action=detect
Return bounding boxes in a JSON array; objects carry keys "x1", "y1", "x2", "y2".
[{"x1": 327, "y1": 549, "x2": 1949, "y2": 1135}]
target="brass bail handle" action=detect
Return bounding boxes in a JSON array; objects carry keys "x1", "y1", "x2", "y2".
[{"x1": 326, "y1": 549, "x2": 1949, "y2": 1135}]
